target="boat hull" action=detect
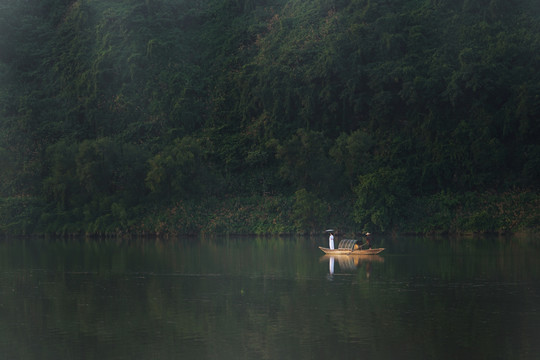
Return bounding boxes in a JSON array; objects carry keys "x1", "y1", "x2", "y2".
[{"x1": 318, "y1": 246, "x2": 385, "y2": 255}]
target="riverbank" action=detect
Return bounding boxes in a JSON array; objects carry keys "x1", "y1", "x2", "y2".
[{"x1": 1, "y1": 190, "x2": 539, "y2": 237}]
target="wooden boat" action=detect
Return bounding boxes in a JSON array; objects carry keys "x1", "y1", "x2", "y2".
[
  {"x1": 319, "y1": 246, "x2": 385, "y2": 255},
  {"x1": 319, "y1": 238, "x2": 385, "y2": 255}
]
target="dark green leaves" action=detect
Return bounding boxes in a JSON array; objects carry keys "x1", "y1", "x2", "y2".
[{"x1": 1, "y1": 0, "x2": 539, "y2": 235}]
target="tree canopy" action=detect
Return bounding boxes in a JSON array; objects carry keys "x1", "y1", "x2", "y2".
[{"x1": 1, "y1": 0, "x2": 539, "y2": 235}]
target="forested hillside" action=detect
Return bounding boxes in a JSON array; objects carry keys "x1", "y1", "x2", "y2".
[{"x1": 1, "y1": 0, "x2": 539, "y2": 236}]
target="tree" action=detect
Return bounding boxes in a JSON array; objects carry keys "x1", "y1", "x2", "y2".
[
  {"x1": 275, "y1": 128, "x2": 336, "y2": 196},
  {"x1": 330, "y1": 130, "x2": 375, "y2": 191},
  {"x1": 146, "y1": 136, "x2": 212, "y2": 200},
  {"x1": 292, "y1": 188, "x2": 328, "y2": 233},
  {"x1": 354, "y1": 167, "x2": 412, "y2": 232}
]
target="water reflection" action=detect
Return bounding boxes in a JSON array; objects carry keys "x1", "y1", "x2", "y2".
[
  {"x1": 321, "y1": 254, "x2": 384, "y2": 279},
  {"x1": 328, "y1": 256, "x2": 334, "y2": 279}
]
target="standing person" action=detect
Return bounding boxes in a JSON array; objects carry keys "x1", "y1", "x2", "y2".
[{"x1": 329, "y1": 232, "x2": 335, "y2": 250}]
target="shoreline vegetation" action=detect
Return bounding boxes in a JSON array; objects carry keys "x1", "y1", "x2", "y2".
[
  {"x1": 1, "y1": 190, "x2": 538, "y2": 238},
  {"x1": 1, "y1": 1, "x2": 539, "y2": 239}
]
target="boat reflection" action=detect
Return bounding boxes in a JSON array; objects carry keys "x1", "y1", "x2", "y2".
[{"x1": 321, "y1": 254, "x2": 384, "y2": 279}]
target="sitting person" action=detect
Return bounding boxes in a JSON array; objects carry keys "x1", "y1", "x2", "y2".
[{"x1": 365, "y1": 232, "x2": 372, "y2": 249}]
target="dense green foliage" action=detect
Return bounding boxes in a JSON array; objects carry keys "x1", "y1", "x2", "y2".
[{"x1": 1, "y1": 0, "x2": 539, "y2": 235}]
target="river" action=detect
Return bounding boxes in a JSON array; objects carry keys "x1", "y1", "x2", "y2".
[{"x1": 0, "y1": 235, "x2": 539, "y2": 359}]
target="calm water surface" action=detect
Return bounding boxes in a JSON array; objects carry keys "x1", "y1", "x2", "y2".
[{"x1": 1, "y1": 235, "x2": 539, "y2": 359}]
